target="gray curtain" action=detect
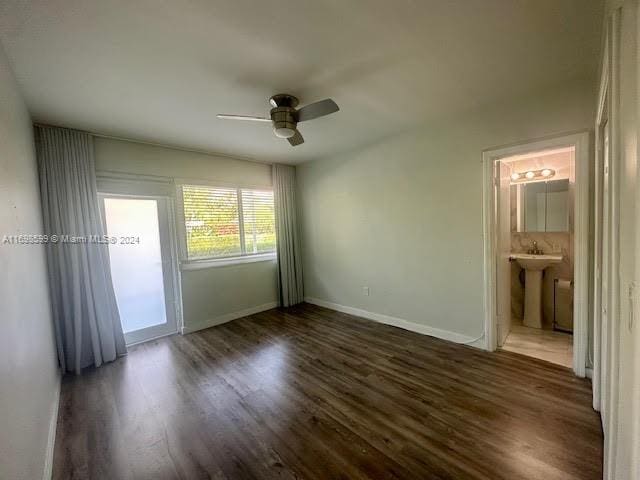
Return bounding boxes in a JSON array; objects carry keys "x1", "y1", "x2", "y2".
[
  {"x1": 36, "y1": 126, "x2": 126, "y2": 374},
  {"x1": 272, "y1": 163, "x2": 304, "y2": 306}
]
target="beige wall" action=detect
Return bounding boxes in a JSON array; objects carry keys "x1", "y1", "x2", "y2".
[
  {"x1": 94, "y1": 137, "x2": 272, "y2": 186},
  {"x1": 297, "y1": 79, "x2": 595, "y2": 340},
  {"x1": 181, "y1": 262, "x2": 277, "y2": 330},
  {"x1": 0, "y1": 45, "x2": 59, "y2": 479},
  {"x1": 93, "y1": 137, "x2": 278, "y2": 330}
]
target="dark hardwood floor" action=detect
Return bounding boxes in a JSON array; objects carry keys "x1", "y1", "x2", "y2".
[{"x1": 53, "y1": 303, "x2": 602, "y2": 480}]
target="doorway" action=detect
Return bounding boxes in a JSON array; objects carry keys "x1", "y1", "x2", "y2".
[
  {"x1": 482, "y1": 132, "x2": 590, "y2": 376},
  {"x1": 100, "y1": 194, "x2": 179, "y2": 345},
  {"x1": 498, "y1": 148, "x2": 575, "y2": 367}
]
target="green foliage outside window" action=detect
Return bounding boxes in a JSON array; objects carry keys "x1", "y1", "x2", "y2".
[{"x1": 182, "y1": 185, "x2": 276, "y2": 259}]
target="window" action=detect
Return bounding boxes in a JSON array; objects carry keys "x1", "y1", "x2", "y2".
[
  {"x1": 181, "y1": 185, "x2": 276, "y2": 261},
  {"x1": 241, "y1": 189, "x2": 277, "y2": 254}
]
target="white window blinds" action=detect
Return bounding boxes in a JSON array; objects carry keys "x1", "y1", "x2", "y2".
[
  {"x1": 241, "y1": 189, "x2": 276, "y2": 254},
  {"x1": 181, "y1": 185, "x2": 275, "y2": 261}
]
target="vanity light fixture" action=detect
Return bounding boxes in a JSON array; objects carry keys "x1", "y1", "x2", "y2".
[{"x1": 510, "y1": 168, "x2": 556, "y2": 184}]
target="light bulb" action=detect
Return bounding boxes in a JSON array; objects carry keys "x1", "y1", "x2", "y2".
[
  {"x1": 511, "y1": 173, "x2": 521, "y2": 181},
  {"x1": 525, "y1": 171, "x2": 535, "y2": 179},
  {"x1": 541, "y1": 168, "x2": 552, "y2": 177}
]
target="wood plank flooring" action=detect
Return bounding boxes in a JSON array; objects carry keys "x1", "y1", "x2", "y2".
[{"x1": 53, "y1": 303, "x2": 602, "y2": 480}]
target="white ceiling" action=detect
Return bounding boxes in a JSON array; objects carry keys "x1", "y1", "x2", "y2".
[{"x1": 0, "y1": 0, "x2": 603, "y2": 164}]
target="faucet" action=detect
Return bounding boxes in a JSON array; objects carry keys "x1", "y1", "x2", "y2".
[{"x1": 527, "y1": 240, "x2": 543, "y2": 255}]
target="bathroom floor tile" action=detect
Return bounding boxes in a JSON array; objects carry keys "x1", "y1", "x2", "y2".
[{"x1": 501, "y1": 323, "x2": 573, "y2": 368}]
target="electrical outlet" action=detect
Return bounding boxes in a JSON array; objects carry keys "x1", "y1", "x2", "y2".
[{"x1": 362, "y1": 286, "x2": 370, "y2": 296}]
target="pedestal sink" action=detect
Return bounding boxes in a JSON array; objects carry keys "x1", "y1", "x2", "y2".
[{"x1": 510, "y1": 253, "x2": 563, "y2": 328}]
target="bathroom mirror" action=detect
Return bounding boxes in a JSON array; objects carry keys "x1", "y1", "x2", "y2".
[{"x1": 511, "y1": 179, "x2": 569, "y2": 233}]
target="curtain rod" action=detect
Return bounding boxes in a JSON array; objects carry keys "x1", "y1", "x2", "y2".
[{"x1": 33, "y1": 122, "x2": 274, "y2": 167}]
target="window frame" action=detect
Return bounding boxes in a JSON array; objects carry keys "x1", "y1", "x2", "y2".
[{"x1": 176, "y1": 182, "x2": 277, "y2": 270}]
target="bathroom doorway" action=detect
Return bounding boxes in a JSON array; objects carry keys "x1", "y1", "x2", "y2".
[
  {"x1": 499, "y1": 148, "x2": 574, "y2": 367},
  {"x1": 482, "y1": 133, "x2": 590, "y2": 376}
]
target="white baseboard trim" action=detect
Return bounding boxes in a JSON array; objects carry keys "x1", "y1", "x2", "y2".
[
  {"x1": 304, "y1": 297, "x2": 484, "y2": 348},
  {"x1": 43, "y1": 371, "x2": 61, "y2": 480},
  {"x1": 181, "y1": 301, "x2": 279, "y2": 334}
]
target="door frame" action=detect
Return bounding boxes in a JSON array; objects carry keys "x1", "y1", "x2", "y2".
[
  {"x1": 482, "y1": 131, "x2": 590, "y2": 377},
  {"x1": 594, "y1": 9, "x2": 621, "y2": 479},
  {"x1": 593, "y1": 33, "x2": 610, "y2": 416},
  {"x1": 97, "y1": 175, "x2": 183, "y2": 345},
  {"x1": 496, "y1": 160, "x2": 512, "y2": 347}
]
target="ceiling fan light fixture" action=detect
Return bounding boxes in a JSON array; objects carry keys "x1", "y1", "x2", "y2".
[
  {"x1": 274, "y1": 126, "x2": 296, "y2": 139},
  {"x1": 217, "y1": 94, "x2": 339, "y2": 147}
]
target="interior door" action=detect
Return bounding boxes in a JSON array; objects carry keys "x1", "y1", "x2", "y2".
[
  {"x1": 496, "y1": 161, "x2": 512, "y2": 346},
  {"x1": 101, "y1": 195, "x2": 178, "y2": 345}
]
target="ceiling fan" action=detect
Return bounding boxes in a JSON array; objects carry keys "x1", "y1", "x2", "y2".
[{"x1": 217, "y1": 94, "x2": 339, "y2": 146}]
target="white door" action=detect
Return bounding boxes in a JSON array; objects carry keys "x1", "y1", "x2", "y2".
[
  {"x1": 496, "y1": 161, "x2": 512, "y2": 346},
  {"x1": 101, "y1": 195, "x2": 178, "y2": 345}
]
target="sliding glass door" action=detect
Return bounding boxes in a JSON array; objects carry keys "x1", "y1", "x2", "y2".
[{"x1": 101, "y1": 195, "x2": 178, "y2": 345}]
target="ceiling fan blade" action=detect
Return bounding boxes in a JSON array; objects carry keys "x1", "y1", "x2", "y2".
[
  {"x1": 217, "y1": 114, "x2": 271, "y2": 122},
  {"x1": 296, "y1": 99, "x2": 339, "y2": 122},
  {"x1": 288, "y1": 130, "x2": 304, "y2": 146}
]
